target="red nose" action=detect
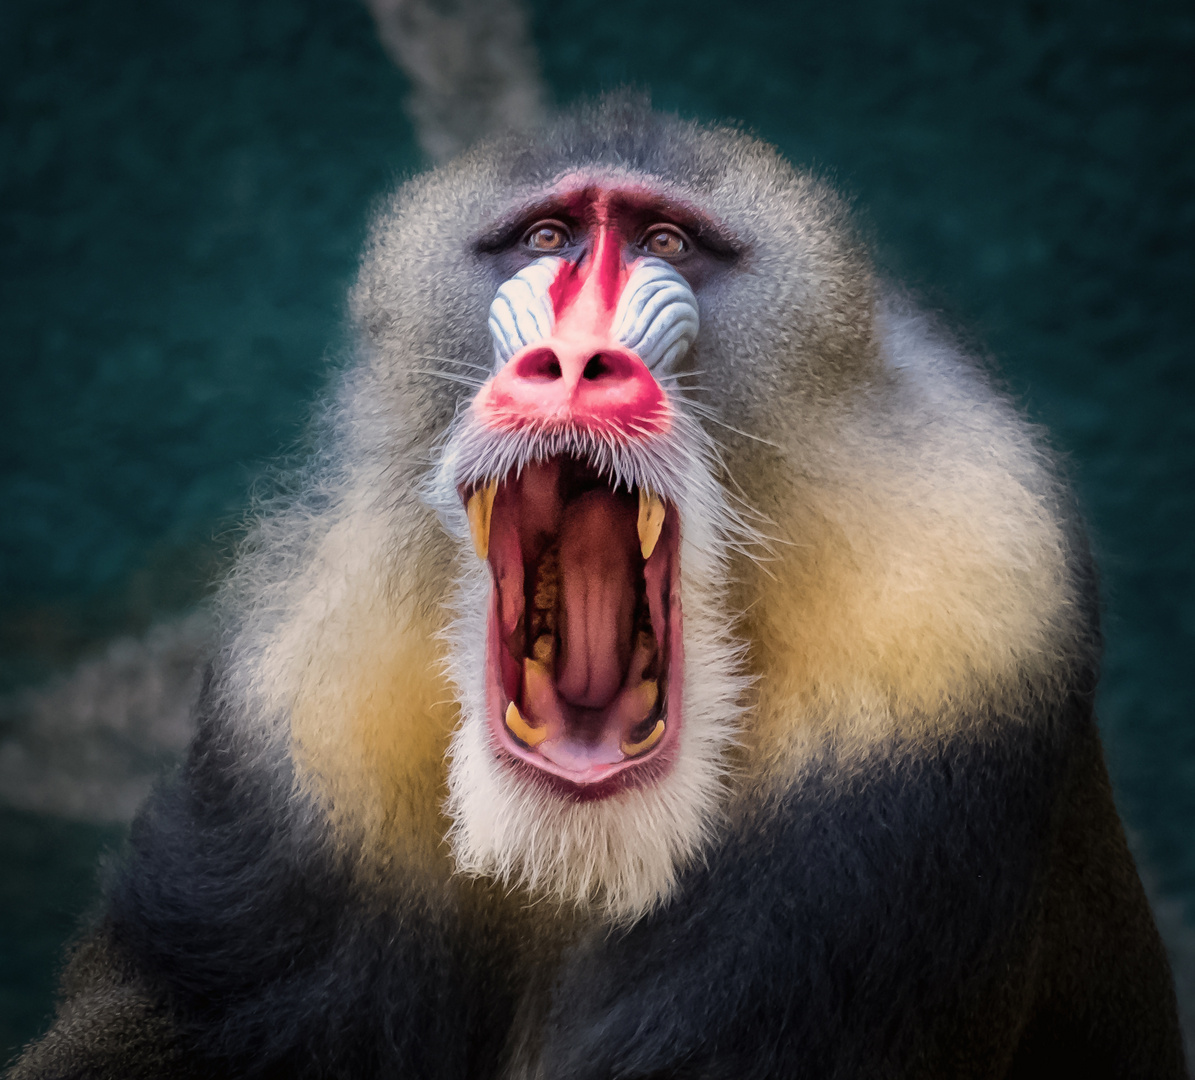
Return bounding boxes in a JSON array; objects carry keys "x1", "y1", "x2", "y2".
[{"x1": 476, "y1": 337, "x2": 670, "y2": 438}]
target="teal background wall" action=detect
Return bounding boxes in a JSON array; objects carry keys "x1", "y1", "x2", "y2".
[{"x1": 2, "y1": 0, "x2": 1192, "y2": 1055}]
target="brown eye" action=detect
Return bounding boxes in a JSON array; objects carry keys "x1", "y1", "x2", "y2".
[
  {"x1": 523, "y1": 220, "x2": 571, "y2": 252},
  {"x1": 642, "y1": 225, "x2": 689, "y2": 258}
]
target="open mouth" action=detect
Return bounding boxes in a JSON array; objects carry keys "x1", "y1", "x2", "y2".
[{"x1": 463, "y1": 455, "x2": 682, "y2": 797}]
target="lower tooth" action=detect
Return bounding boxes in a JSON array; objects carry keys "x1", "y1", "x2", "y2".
[
  {"x1": 505, "y1": 701, "x2": 547, "y2": 748},
  {"x1": 621, "y1": 717, "x2": 665, "y2": 757}
]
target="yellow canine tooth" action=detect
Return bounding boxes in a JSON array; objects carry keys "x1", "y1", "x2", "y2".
[
  {"x1": 621, "y1": 717, "x2": 665, "y2": 758},
  {"x1": 505, "y1": 701, "x2": 547, "y2": 748},
  {"x1": 637, "y1": 488, "x2": 666, "y2": 560},
  {"x1": 619, "y1": 679, "x2": 662, "y2": 757},
  {"x1": 466, "y1": 481, "x2": 497, "y2": 560}
]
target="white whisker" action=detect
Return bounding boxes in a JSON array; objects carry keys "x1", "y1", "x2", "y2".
[
  {"x1": 413, "y1": 354, "x2": 491, "y2": 374},
  {"x1": 408, "y1": 369, "x2": 486, "y2": 388}
]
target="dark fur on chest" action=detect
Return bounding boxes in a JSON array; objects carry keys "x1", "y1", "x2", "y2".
[{"x1": 96, "y1": 691, "x2": 1090, "y2": 1080}]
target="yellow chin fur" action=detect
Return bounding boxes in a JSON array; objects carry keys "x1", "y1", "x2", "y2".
[
  {"x1": 735, "y1": 450, "x2": 1079, "y2": 777},
  {"x1": 282, "y1": 506, "x2": 458, "y2": 882}
]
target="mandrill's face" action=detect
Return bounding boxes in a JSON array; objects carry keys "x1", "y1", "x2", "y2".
[{"x1": 429, "y1": 174, "x2": 751, "y2": 914}]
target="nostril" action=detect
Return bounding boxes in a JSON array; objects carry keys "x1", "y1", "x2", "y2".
[
  {"x1": 513, "y1": 347, "x2": 563, "y2": 380},
  {"x1": 582, "y1": 354, "x2": 610, "y2": 380}
]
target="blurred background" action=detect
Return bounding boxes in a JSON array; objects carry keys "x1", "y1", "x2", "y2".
[{"x1": 1, "y1": 0, "x2": 1192, "y2": 1057}]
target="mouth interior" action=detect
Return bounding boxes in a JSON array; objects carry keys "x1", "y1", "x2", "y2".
[{"x1": 481, "y1": 456, "x2": 676, "y2": 784}]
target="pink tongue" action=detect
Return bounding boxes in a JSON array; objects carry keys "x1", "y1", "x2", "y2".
[{"x1": 554, "y1": 490, "x2": 637, "y2": 709}]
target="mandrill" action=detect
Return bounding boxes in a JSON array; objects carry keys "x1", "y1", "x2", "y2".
[{"x1": 12, "y1": 99, "x2": 1187, "y2": 1079}]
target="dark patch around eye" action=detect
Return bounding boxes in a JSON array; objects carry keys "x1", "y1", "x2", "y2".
[{"x1": 474, "y1": 202, "x2": 583, "y2": 255}]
